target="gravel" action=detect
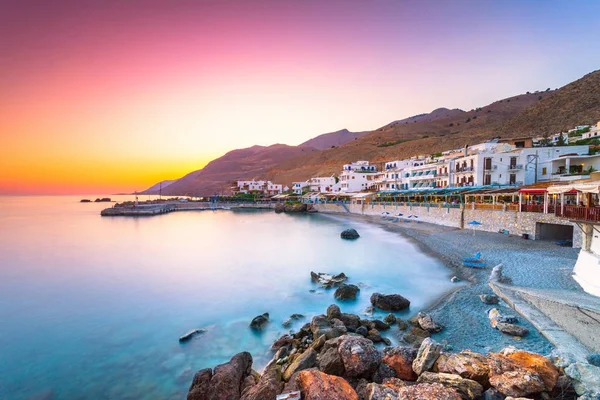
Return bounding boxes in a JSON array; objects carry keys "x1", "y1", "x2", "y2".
[{"x1": 336, "y1": 213, "x2": 582, "y2": 355}]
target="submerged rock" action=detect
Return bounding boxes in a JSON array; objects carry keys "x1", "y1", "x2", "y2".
[
  {"x1": 496, "y1": 323, "x2": 529, "y2": 337},
  {"x1": 383, "y1": 313, "x2": 397, "y2": 325},
  {"x1": 179, "y1": 328, "x2": 206, "y2": 343},
  {"x1": 334, "y1": 284, "x2": 360, "y2": 301},
  {"x1": 370, "y1": 293, "x2": 410, "y2": 311},
  {"x1": 311, "y1": 271, "x2": 348, "y2": 288},
  {"x1": 282, "y1": 314, "x2": 305, "y2": 328},
  {"x1": 480, "y1": 294, "x2": 500, "y2": 304},
  {"x1": 340, "y1": 229, "x2": 360, "y2": 239},
  {"x1": 249, "y1": 313, "x2": 270, "y2": 330}
]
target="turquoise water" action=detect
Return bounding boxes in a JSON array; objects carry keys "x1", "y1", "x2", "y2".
[{"x1": 0, "y1": 196, "x2": 454, "y2": 399}]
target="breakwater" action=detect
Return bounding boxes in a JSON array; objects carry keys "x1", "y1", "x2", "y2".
[{"x1": 100, "y1": 201, "x2": 275, "y2": 216}]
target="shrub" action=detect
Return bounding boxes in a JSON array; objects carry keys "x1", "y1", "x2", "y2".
[
  {"x1": 538, "y1": 96, "x2": 543, "y2": 100},
  {"x1": 423, "y1": 135, "x2": 429, "y2": 138},
  {"x1": 465, "y1": 118, "x2": 471, "y2": 123}
]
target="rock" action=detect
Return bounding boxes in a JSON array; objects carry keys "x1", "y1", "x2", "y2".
[
  {"x1": 179, "y1": 328, "x2": 206, "y2": 342},
  {"x1": 311, "y1": 271, "x2": 348, "y2": 288},
  {"x1": 417, "y1": 372, "x2": 483, "y2": 400},
  {"x1": 434, "y1": 350, "x2": 490, "y2": 386},
  {"x1": 327, "y1": 304, "x2": 342, "y2": 320},
  {"x1": 397, "y1": 383, "x2": 462, "y2": 400},
  {"x1": 272, "y1": 334, "x2": 295, "y2": 351},
  {"x1": 372, "y1": 362, "x2": 397, "y2": 384},
  {"x1": 364, "y1": 382, "x2": 399, "y2": 399},
  {"x1": 187, "y1": 368, "x2": 212, "y2": 400},
  {"x1": 367, "y1": 329, "x2": 383, "y2": 343},
  {"x1": 372, "y1": 320, "x2": 390, "y2": 331},
  {"x1": 311, "y1": 334, "x2": 326, "y2": 352},
  {"x1": 587, "y1": 353, "x2": 600, "y2": 367},
  {"x1": 496, "y1": 323, "x2": 529, "y2": 337},
  {"x1": 249, "y1": 313, "x2": 269, "y2": 330},
  {"x1": 338, "y1": 335, "x2": 382, "y2": 378},
  {"x1": 335, "y1": 284, "x2": 360, "y2": 301},
  {"x1": 340, "y1": 313, "x2": 361, "y2": 330},
  {"x1": 296, "y1": 370, "x2": 359, "y2": 399},
  {"x1": 480, "y1": 388, "x2": 504, "y2": 400},
  {"x1": 341, "y1": 229, "x2": 360, "y2": 239},
  {"x1": 383, "y1": 314, "x2": 396, "y2": 325},
  {"x1": 564, "y1": 362, "x2": 600, "y2": 397},
  {"x1": 488, "y1": 308, "x2": 518, "y2": 327},
  {"x1": 480, "y1": 294, "x2": 500, "y2": 304},
  {"x1": 240, "y1": 363, "x2": 284, "y2": 400},
  {"x1": 417, "y1": 312, "x2": 443, "y2": 333},
  {"x1": 356, "y1": 326, "x2": 368, "y2": 337},
  {"x1": 283, "y1": 348, "x2": 318, "y2": 381},
  {"x1": 311, "y1": 315, "x2": 347, "y2": 339},
  {"x1": 401, "y1": 326, "x2": 431, "y2": 347},
  {"x1": 382, "y1": 377, "x2": 409, "y2": 390},
  {"x1": 319, "y1": 347, "x2": 345, "y2": 376},
  {"x1": 412, "y1": 338, "x2": 442, "y2": 375},
  {"x1": 548, "y1": 349, "x2": 578, "y2": 369},
  {"x1": 488, "y1": 353, "x2": 546, "y2": 397},
  {"x1": 396, "y1": 319, "x2": 408, "y2": 330},
  {"x1": 382, "y1": 338, "x2": 392, "y2": 346},
  {"x1": 283, "y1": 314, "x2": 305, "y2": 327},
  {"x1": 188, "y1": 352, "x2": 253, "y2": 400},
  {"x1": 489, "y1": 264, "x2": 504, "y2": 282},
  {"x1": 382, "y1": 346, "x2": 418, "y2": 381},
  {"x1": 451, "y1": 276, "x2": 460, "y2": 283},
  {"x1": 505, "y1": 351, "x2": 558, "y2": 392},
  {"x1": 370, "y1": 293, "x2": 410, "y2": 311}
]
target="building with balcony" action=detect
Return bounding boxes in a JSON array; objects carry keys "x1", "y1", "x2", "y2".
[
  {"x1": 342, "y1": 160, "x2": 376, "y2": 172},
  {"x1": 292, "y1": 181, "x2": 309, "y2": 195},
  {"x1": 309, "y1": 176, "x2": 340, "y2": 193}
]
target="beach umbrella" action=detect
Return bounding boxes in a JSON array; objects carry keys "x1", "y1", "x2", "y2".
[{"x1": 467, "y1": 220, "x2": 482, "y2": 235}]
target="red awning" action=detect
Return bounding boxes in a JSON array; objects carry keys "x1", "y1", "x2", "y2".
[{"x1": 518, "y1": 189, "x2": 547, "y2": 194}]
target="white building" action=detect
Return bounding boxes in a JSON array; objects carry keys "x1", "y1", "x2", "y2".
[
  {"x1": 550, "y1": 153, "x2": 600, "y2": 182},
  {"x1": 233, "y1": 180, "x2": 284, "y2": 195},
  {"x1": 533, "y1": 133, "x2": 569, "y2": 146},
  {"x1": 342, "y1": 160, "x2": 377, "y2": 172},
  {"x1": 292, "y1": 181, "x2": 309, "y2": 195},
  {"x1": 339, "y1": 170, "x2": 377, "y2": 192},
  {"x1": 582, "y1": 121, "x2": 600, "y2": 139},
  {"x1": 309, "y1": 176, "x2": 340, "y2": 193},
  {"x1": 405, "y1": 163, "x2": 439, "y2": 189}
]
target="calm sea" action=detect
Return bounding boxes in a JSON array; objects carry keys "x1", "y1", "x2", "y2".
[{"x1": 0, "y1": 195, "x2": 454, "y2": 399}]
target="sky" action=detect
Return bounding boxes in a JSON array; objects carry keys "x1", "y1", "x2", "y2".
[{"x1": 1, "y1": 0, "x2": 600, "y2": 194}]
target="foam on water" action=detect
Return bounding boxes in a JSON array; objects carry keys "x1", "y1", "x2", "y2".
[{"x1": 0, "y1": 196, "x2": 454, "y2": 399}]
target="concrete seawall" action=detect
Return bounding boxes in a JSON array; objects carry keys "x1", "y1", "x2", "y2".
[{"x1": 312, "y1": 202, "x2": 582, "y2": 247}]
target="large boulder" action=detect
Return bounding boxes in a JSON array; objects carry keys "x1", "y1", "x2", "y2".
[
  {"x1": 417, "y1": 312, "x2": 443, "y2": 333},
  {"x1": 249, "y1": 313, "x2": 269, "y2": 330},
  {"x1": 240, "y1": 363, "x2": 283, "y2": 400},
  {"x1": 434, "y1": 351, "x2": 490, "y2": 386},
  {"x1": 381, "y1": 346, "x2": 418, "y2": 381},
  {"x1": 397, "y1": 383, "x2": 462, "y2": 400},
  {"x1": 487, "y1": 353, "x2": 546, "y2": 397},
  {"x1": 335, "y1": 284, "x2": 360, "y2": 301},
  {"x1": 337, "y1": 335, "x2": 382, "y2": 378},
  {"x1": 504, "y1": 351, "x2": 558, "y2": 392},
  {"x1": 341, "y1": 229, "x2": 360, "y2": 239},
  {"x1": 417, "y1": 372, "x2": 484, "y2": 400},
  {"x1": 296, "y1": 370, "x2": 359, "y2": 400},
  {"x1": 319, "y1": 347, "x2": 345, "y2": 376},
  {"x1": 188, "y1": 352, "x2": 253, "y2": 400},
  {"x1": 327, "y1": 304, "x2": 342, "y2": 320},
  {"x1": 370, "y1": 293, "x2": 410, "y2": 311},
  {"x1": 412, "y1": 338, "x2": 442, "y2": 375},
  {"x1": 283, "y1": 348, "x2": 318, "y2": 381}
]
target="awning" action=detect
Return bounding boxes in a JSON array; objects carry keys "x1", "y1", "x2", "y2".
[
  {"x1": 548, "y1": 183, "x2": 600, "y2": 194},
  {"x1": 518, "y1": 189, "x2": 547, "y2": 194}
]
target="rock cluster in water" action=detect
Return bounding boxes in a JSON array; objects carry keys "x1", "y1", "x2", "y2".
[{"x1": 187, "y1": 303, "x2": 597, "y2": 400}]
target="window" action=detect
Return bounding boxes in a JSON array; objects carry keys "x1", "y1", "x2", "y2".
[
  {"x1": 509, "y1": 174, "x2": 516, "y2": 184},
  {"x1": 542, "y1": 167, "x2": 547, "y2": 175}
]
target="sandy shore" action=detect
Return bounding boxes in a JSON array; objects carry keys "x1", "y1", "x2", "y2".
[{"x1": 333, "y1": 212, "x2": 581, "y2": 355}]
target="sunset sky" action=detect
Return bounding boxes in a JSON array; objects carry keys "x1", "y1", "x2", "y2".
[{"x1": 2, "y1": 0, "x2": 600, "y2": 194}]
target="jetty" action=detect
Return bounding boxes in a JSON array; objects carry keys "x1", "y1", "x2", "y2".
[{"x1": 100, "y1": 201, "x2": 274, "y2": 216}]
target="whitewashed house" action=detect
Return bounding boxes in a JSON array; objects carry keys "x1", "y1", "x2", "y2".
[
  {"x1": 309, "y1": 176, "x2": 340, "y2": 193},
  {"x1": 292, "y1": 181, "x2": 309, "y2": 195}
]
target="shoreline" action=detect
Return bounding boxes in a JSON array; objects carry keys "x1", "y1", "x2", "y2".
[{"x1": 319, "y1": 211, "x2": 581, "y2": 355}]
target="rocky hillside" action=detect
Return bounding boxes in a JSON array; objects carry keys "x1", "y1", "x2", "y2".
[
  {"x1": 160, "y1": 144, "x2": 318, "y2": 196},
  {"x1": 300, "y1": 129, "x2": 370, "y2": 150},
  {"x1": 268, "y1": 70, "x2": 600, "y2": 186},
  {"x1": 151, "y1": 70, "x2": 600, "y2": 196},
  {"x1": 140, "y1": 179, "x2": 175, "y2": 195}
]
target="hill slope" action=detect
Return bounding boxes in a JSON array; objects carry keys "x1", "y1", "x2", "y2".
[
  {"x1": 300, "y1": 129, "x2": 369, "y2": 149},
  {"x1": 160, "y1": 144, "x2": 318, "y2": 196}
]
